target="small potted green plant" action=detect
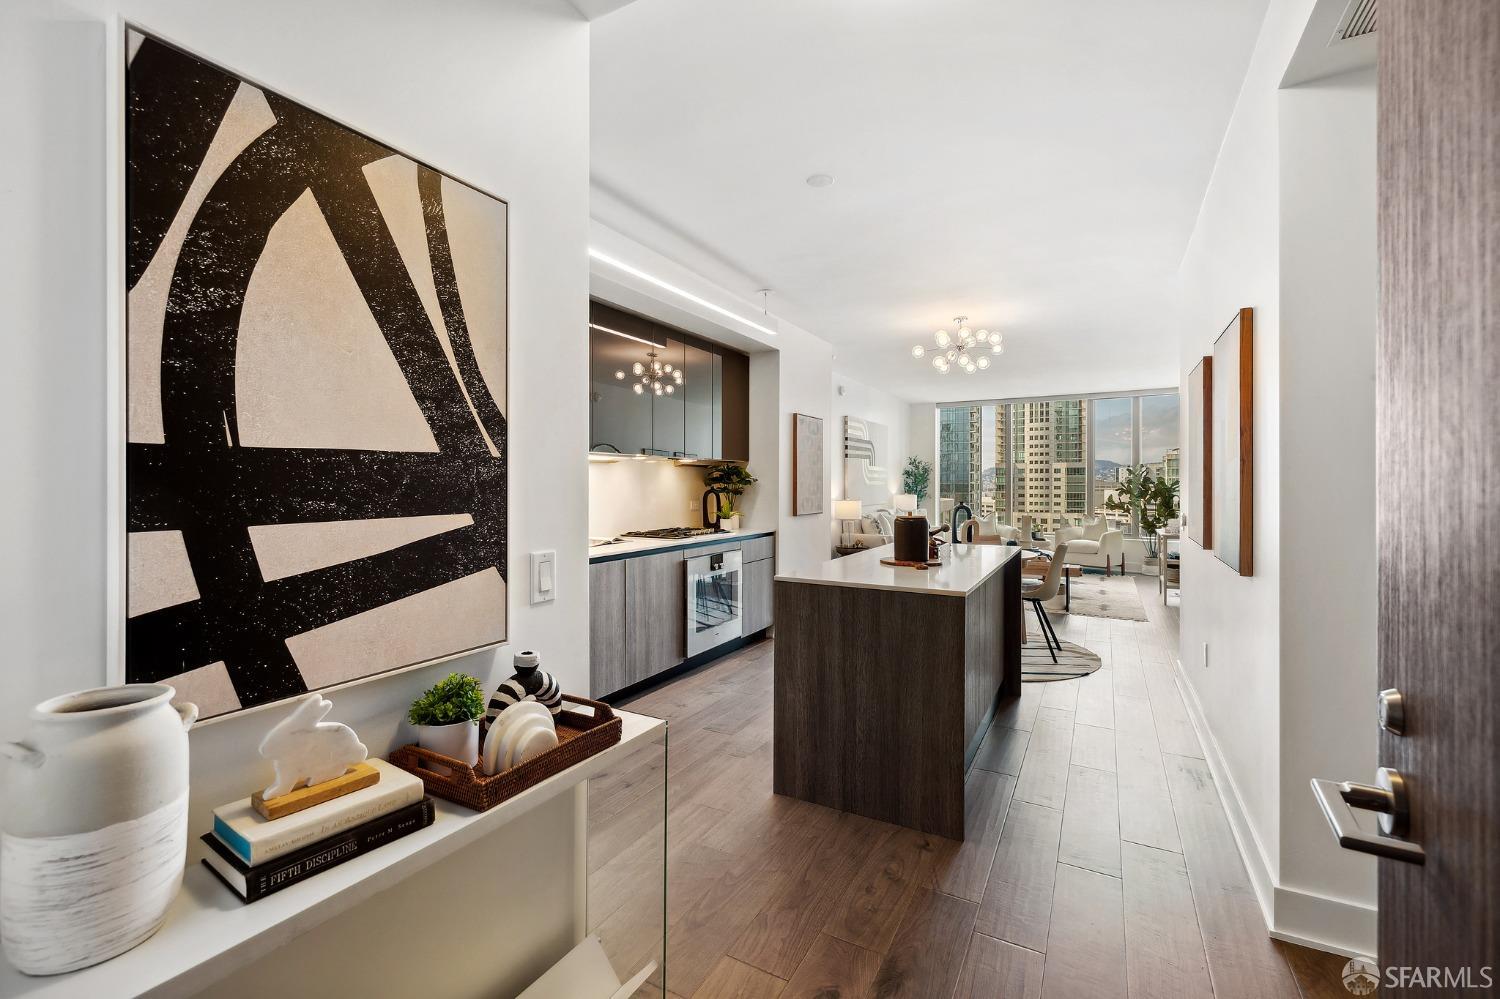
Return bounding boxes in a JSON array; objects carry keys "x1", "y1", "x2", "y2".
[
  {"x1": 408, "y1": 672, "x2": 486, "y2": 763},
  {"x1": 703, "y1": 463, "x2": 757, "y2": 531},
  {"x1": 902, "y1": 457, "x2": 932, "y2": 510}
]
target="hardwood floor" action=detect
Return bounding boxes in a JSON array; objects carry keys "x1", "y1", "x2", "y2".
[{"x1": 590, "y1": 576, "x2": 1342, "y2": 998}]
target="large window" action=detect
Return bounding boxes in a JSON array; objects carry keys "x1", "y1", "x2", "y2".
[{"x1": 938, "y1": 389, "x2": 1178, "y2": 537}]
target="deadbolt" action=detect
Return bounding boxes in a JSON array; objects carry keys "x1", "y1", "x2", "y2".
[{"x1": 1378, "y1": 688, "x2": 1406, "y2": 735}]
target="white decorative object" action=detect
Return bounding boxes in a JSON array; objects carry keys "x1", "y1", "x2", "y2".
[
  {"x1": 258, "y1": 694, "x2": 368, "y2": 799},
  {"x1": 723, "y1": 514, "x2": 741, "y2": 531},
  {"x1": 0, "y1": 683, "x2": 196, "y2": 976},
  {"x1": 482, "y1": 702, "x2": 558, "y2": 775},
  {"x1": 415, "y1": 720, "x2": 480, "y2": 765}
]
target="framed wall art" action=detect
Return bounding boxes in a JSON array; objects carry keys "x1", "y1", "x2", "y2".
[
  {"x1": 1210, "y1": 308, "x2": 1252, "y2": 575},
  {"x1": 792, "y1": 413, "x2": 824, "y2": 516},
  {"x1": 125, "y1": 29, "x2": 508, "y2": 718},
  {"x1": 842, "y1": 416, "x2": 891, "y2": 505},
  {"x1": 1187, "y1": 355, "x2": 1212, "y2": 549}
]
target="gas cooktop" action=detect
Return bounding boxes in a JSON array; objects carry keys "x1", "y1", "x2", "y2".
[{"x1": 621, "y1": 527, "x2": 722, "y2": 540}]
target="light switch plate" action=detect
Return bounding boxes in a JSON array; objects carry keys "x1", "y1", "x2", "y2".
[{"x1": 530, "y1": 550, "x2": 556, "y2": 605}]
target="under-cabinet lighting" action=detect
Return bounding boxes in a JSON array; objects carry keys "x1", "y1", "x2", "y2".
[
  {"x1": 588, "y1": 323, "x2": 666, "y2": 350},
  {"x1": 589, "y1": 249, "x2": 779, "y2": 338}
]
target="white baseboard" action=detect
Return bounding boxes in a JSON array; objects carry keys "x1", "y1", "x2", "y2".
[{"x1": 1170, "y1": 660, "x2": 1377, "y2": 959}]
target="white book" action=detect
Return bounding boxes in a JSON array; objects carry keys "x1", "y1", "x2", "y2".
[{"x1": 211, "y1": 758, "x2": 423, "y2": 866}]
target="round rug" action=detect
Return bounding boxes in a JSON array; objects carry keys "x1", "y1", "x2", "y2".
[{"x1": 1022, "y1": 637, "x2": 1102, "y2": 682}]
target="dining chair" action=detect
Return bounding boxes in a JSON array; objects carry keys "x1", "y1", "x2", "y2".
[{"x1": 1022, "y1": 541, "x2": 1069, "y2": 663}]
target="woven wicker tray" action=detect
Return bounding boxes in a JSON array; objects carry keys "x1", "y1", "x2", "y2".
[{"x1": 389, "y1": 694, "x2": 623, "y2": 812}]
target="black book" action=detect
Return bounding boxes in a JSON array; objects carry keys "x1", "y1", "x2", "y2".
[{"x1": 200, "y1": 796, "x2": 435, "y2": 902}]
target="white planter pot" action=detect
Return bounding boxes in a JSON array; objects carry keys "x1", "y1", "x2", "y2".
[
  {"x1": 0, "y1": 683, "x2": 196, "y2": 976},
  {"x1": 724, "y1": 515, "x2": 741, "y2": 532},
  {"x1": 415, "y1": 720, "x2": 480, "y2": 765}
]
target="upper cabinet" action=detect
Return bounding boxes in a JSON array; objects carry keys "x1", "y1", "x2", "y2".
[{"x1": 590, "y1": 301, "x2": 748, "y2": 461}]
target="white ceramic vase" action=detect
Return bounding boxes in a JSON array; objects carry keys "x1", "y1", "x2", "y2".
[
  {"x1": 415, "y1": 720, "x2": 480, "y2": 764},
  {"x1": 0, "y1": 683, "x2": 196, "y2": 976}
]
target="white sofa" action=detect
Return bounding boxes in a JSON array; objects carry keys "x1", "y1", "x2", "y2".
[
  {"x1": 848, "y1": 506, "x2": 897, "y2": 549},
  {"x1": 1054, "y1": 519, "x2": 1125, "y2": 575}
]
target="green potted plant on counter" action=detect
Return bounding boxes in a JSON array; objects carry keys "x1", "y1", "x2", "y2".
[
  {"x1": 703, "y1": 463, "x2": 757, "y2": 531},
  {"x1": 408, "y1": 672, "x2": 486, "y2": 764}
]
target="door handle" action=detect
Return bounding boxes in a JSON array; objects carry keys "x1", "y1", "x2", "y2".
[{"x1": 1310, "y1": 766, "x2": 1425, "y2": 864}]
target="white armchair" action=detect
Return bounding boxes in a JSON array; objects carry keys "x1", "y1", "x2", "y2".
[{"x1": 1055, "y1": 519, "x2": 1124, "y2": 575}]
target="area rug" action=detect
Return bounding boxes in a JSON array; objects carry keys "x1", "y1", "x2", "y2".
[
  {"x1": 1022, "y1": 637, "x2": 1102, "y2": 682},
  {"x1": 1063, "y1": 574, "x2": 1149, "y2": 622}
]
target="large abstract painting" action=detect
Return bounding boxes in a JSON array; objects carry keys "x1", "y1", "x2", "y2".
[
  {"x1": 843, "y1": 417, "x2": 892, "y2": 505},
  {"x1": 125, "y1": 31, "x2": 508, "y2": 718}
]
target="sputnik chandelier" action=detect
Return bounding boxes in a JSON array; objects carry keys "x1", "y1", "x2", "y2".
[
  {"x1": 616, "y1": 345, "x2": 683, "y2": 396},
  {"x1": 911, "y1": 316, "x2": 1003, "y2": 375}
]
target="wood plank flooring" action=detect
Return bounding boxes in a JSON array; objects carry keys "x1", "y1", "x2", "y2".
[{"x1": 589, "y1": 576, "x2": 1341, "y2": 998}]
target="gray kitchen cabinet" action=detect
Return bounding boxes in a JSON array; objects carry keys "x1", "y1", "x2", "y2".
[
  {"x1": 589, "y1": 325, "x2": 652, "y2": 456},
  {"x1": 742, "y1": 555, "x2": 775, "y2": 635},
  {"x1": 649, "y1": 339, "x2": 686, "y2": 456},
  {"x1": 625, "y1": 551, "x2": 685, "y2": 685},
  {"x1": 589, "y1": 560, "x2": 628, "y2": 696},
  {"x1": 682, "y1": 343, "x2": 717, "y2": 460}
]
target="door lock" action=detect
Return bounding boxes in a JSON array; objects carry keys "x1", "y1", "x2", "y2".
[{"x1": 1378, "y1": 688, "x2": 1406, "y2": 735}]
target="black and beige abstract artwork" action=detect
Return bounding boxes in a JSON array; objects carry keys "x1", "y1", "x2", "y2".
[{"x1": 126, "y1": 31, "x2": 508, "y2": 718}]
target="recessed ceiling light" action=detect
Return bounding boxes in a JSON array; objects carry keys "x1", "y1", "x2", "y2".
[{"x1": 805, "y1": 174, "x2": 835, "y2": 188}]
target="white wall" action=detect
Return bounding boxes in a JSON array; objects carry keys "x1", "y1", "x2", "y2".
[
  {"x1": 1, "y1": 0, "x2": 590, "y2": 988},
  {"x1": 1174, "y1": 0, "x2": 1377, "y2": 956},
  {"x1": 829, "y1": 373, "x2": 912, "y2": 545},
  {"x1": 1275, "y1": 64, "x2": 1378, "y2": 947}
]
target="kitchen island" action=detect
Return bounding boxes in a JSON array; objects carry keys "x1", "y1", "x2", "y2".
[{"x1": 773, "y1": 542, "x2": 1023, "y2": 839}]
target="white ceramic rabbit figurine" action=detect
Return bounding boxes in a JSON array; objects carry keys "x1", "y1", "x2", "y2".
[{"x1": 258, "y1": 694, "x2": 368, "y2": 799}]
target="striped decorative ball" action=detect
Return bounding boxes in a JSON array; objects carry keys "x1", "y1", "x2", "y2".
[{"x1": 484, "y1": 650, "x2": 563, "y2": 730}]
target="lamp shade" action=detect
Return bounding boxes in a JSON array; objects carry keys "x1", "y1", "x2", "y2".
[
  {"x1": 834, "y1": 499, "x2": 863, "y2": 521},
  {"x1": 893, "y1": 493, "x2": 918, "y2": 513}
]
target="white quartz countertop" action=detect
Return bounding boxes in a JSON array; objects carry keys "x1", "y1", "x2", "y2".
[
  {"x1": 776, "y1": 542, "x2": 1022, "y2": 597},
  {"x1": 588, "y1": 528, "x2": 774, "y2": 561}
]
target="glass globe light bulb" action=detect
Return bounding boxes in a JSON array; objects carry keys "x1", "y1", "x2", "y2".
[
  {"x1": 674, "y1": 370, "x2": 683, "y2": 382},
  {"x1": 991, "y1": 341, "x2": 1003, "y2": 353},
  {"x1": 931, "y1": 355, "x2": 944, "y2": 369},
  {"x1": 946, "y1": 348, "x2": 958, "y2": 361},
  {"x1": 977, "y1": 356, "x2": 991, "y2": 370},
  {"x1": 632, "y1": 382, "x2": 644, "y2": 395},
  {"x1": 614, "y1": 370, "x2": 625, "y2": 380},
  {"x1": 632, "y1": 362, "x2": 644, "y2": 376},
  {"x1": 912, "y1": 344, "x2": 925, "y2": 359},
  {"x1": 664, "y1": 384, "x2": 674, "y2": 394},
  {"x1": 935, "y1": 329, "x2": 951, "y2": 347},
  {"x1": 959, "y1": 324, "x2": 972, "y2": 338},
  {"x1": 975, "y1": 329, "x2": 990, "y2": 343},
  {"x1": 936, "y1": 364, "x2": 948, "y2": 374}
]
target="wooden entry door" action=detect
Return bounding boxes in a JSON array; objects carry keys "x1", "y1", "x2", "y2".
[{"x1": 1372, "y1": 0, "x2": 1499, "y2": 985}]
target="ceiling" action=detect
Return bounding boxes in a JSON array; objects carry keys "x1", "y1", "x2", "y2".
[{"x1": 590, "y1": 0, "x2": 1269, "y2": 402}]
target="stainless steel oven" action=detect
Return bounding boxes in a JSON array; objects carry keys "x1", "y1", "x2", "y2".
[{"x1": 686, "y1": 549, "x2": 743, "y2": 657}]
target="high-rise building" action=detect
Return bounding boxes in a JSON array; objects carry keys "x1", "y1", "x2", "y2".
[
  {"x1": 1008, "y1": 399, "x2": 1089, "y2": 530},
  {"x1": 938, "y1": 406, "x2": 982, "y2": 510}
]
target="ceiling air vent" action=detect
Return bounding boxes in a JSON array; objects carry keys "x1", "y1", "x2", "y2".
[{"x1": 1331, "y1": 0, "x2": 1377, "y2": 43}]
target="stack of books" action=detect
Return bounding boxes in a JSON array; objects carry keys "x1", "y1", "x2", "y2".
[{"x1": 201, "y1": 758, "x2": 433, "y2": 902}]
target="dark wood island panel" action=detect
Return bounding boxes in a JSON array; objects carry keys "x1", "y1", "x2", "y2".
[{"x1": 772, "y1": 555, "x2": 1022, "y2": 839}]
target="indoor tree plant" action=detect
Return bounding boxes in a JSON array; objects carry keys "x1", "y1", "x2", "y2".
[
  {"x1": 902, "y1": 457, "x2": 932, "y2": 509},
  {"x1": 703, "y1": 463, "x2": 757, "y2": 530},
  {"x1": 408, "y1": 672, "x2": 486, "y2": 763},
  {"x1": 1104, "y1": 465, "x2": 1180, "y2": 558}
]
